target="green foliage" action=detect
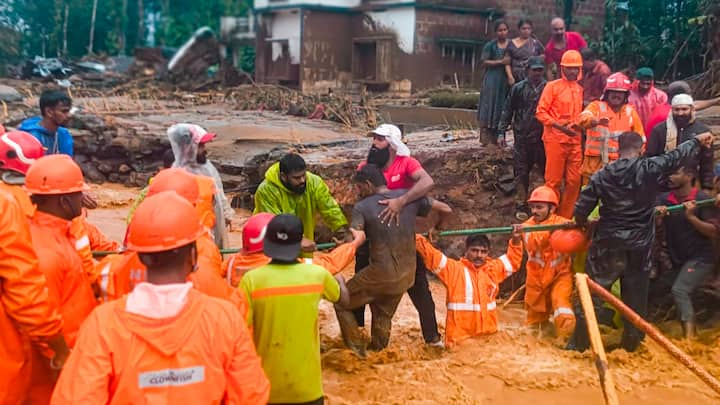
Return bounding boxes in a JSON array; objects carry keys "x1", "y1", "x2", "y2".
[
  {"x1": 2, "y1": 0, "x2": 252, "y2": 58},
  {"x1": 428, "y1": 91, "x2": 479, "y2": 109},
  {"x1": 592, "y1": 0, "x2": 713, "y2": 79}
]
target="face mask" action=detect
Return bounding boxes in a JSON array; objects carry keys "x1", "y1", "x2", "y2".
[
  {"x1": 672, "y1": 114, "x2": 692, "y2": 127},
  {"x1": 367, "y1": 145, "x2": 390, "y2": 167}
]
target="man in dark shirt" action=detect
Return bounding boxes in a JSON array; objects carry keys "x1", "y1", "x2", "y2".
[
  {"x1": 497, "y1": 56, "x2": 547, "y2": 220},
  {"x1": 656, "y1": 164, "x2": 719, "y2": 339},
  {"x1": 335, "y1": 164, "x2": 450, "y2": 357},
  {"x1": 570, "y1": 131, "x2": 714, "y2": 352},
  {"x1": 646, "y1": 94, "x2": 715, "y2": 190}
]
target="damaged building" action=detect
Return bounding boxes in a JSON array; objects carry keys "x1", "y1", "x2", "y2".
[{"x1": 252, "y1": 0, "x2": 606, "y2": 94}]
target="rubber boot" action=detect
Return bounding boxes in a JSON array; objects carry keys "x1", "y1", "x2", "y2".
[{"x1": 682, "y1": 319, "x2": 697, "y2": 340}]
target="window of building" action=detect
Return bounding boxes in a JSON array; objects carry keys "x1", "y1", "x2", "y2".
[{"x1": 441, "y1": 43, "x2": 477, "y2": 66}]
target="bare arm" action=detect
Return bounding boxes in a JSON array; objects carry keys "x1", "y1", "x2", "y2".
[
  {"x1": 695, "y1": 96, "x2": 720, "y2": 111},
  {"x1": 684, "y1": 201, "x2": 720, "y2": 239},
  {"x1": 334, "y1": 275, "x2": 350, "y2": 307}
]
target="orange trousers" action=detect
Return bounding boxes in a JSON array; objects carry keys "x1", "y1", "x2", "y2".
[
  {"x1": 525, "y1": 272, "x2": 576, "y2": 339},
  {"x1": 544, "y1": 141, "x2": 582, "y2": 218},
  {"x1": 580, "y1": 155, "x2": 605, "y2": 187}
]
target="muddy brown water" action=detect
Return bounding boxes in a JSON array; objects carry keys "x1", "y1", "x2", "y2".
[{"x1": 88, "y1": 186, "x2": 720, "y2": 404}]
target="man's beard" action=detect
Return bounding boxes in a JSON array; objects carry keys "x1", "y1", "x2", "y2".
[
  {"x1": 672, "y1": 114, "x2": 692, "y2": 128},
  {"x1": 283, "y1": 179, "x2": 306, "y2": 194},
  {"x1": 367, "y1": 146, "x2": 390, "y2": 167},
  {"x1": 196, "y1": 153, "x2": 207, "y2": 164}
]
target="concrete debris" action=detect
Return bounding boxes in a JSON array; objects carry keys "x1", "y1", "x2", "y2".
[{"x1": 0, "y1": 85, "x2": 23, "y2": 102}]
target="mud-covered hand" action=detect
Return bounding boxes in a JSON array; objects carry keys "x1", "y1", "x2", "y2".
[
  {"x1": 510, "y1": 224, "x2": 523, "y2": 243},
  {"x1": 81, "y1": 192, "x2": 98, "y2": 209},
  {"x1": 427, "y1": 226, "x2": 441, "y2": 244},
  {"x1": 695, "y1": 132, "x2": 714, "y2": 148},
  {"x1": 301, "y1": 238, "x2": 316, "y2": 252},
  {"x1": 349, "y1": 228, "x2": 366, "y2": 249},
  {"x1": 378, "y1": 196, "x2": 407, "y2": 226},
  {"x1": 683, "y1": 200, "x2": 697, "y2": 219},
  {"x1": 655, "y1": 205, "x2": 669, "y2": 217}
]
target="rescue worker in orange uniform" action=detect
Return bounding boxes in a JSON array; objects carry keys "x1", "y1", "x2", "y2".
[
  {"x1": 25, "y1": 154, "x2": 98, "y2": 404},
  {"x1": 97, "y1": 168, "x2": 246, "y2": 315},
  {"x1": 576, "y1": 72, "x2": 645, "y2": 185},
  {"x1": 415, "y1": 228, "x2": 523, "y2": 347},
  {"x1": 51, "y1": 191, "x2": 270, "y2": 404},
  {"x1": 518, "y1": 186, "x2": 575, "y2": 340},
  {"x1": 0, "y1": 189, "x2": 70, "y2": 404},
  {"x1": 222, "y1": 212, "x2": 362, "y2": 287},
  {"x1": 536, "y1": 49, "x2": 584, "y2": 218}
]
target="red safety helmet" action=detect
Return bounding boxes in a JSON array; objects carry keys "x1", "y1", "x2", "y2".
[
  {"x1": 242, "y1": 213, "x2": 275, "y2": 254},
  {"x1": 0, "y1": 131, "x2": 45, "y2": 175},
  {"x1": 550, "y1": 229, "x2": 590, "y2": 254},
  {"x1": 527, "y1": 186, "x2": 559, "y2": 206},
  {"x1": 604, "y1": 72, "x2": 632, "y2": 93}
]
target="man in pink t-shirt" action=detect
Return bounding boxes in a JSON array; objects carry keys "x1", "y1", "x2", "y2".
[
  {"x1": 545, "y1": 17, "x2": 587, "y2": 80},
  {"x1": 354, "y1": 124, "x2": 443, "y2": 346},
  {"x1": 628, "y1": 67, "x2": 668, "y2": 128}
]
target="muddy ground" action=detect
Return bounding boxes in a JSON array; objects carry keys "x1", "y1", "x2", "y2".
[{"x1": 88, "y1": 186, "x2": 720, "y2": 405}]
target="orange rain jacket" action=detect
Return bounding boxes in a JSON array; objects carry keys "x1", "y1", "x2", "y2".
[
  {"x1": 521, "y1": 214, "x2": 575, "y2": 337},
  {"x1": 415, "y1": 235, "x2": 523, "y2": 347},
  {"x1": 222, "y1": 243, "x2": 358, "y2": 287},
  {"x1": 536, "y1": 73, "x2": 584, "y2": 145},
  {"x1": 96, "y1": 233, "x2": 247, "y2": 317},
  {"x1": 50, "y1": 289, "x2": 270, "y2": 405},
  {"x1": 30, "y1": 211, "x2": 98, "y2": 347},
  {"x1": 578, "y1": 101, "x2": 645, "y2": 161},
  {"x1": 28, "y1": 211, "x2": 99, "y2": 404},
  {"x1": 0, "y1": 191, "x2": 64, "y2": 405},
  {"x1": 0, "y1": 180, "x2": 35, "y2": 217}
]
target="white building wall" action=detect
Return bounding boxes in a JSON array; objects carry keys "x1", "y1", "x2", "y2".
[
  {"x1": 364, "y1": 7, "x2": 416, "y2": 54},
  {"x1": 255, "y1": 0, "x2": 361, "y2": 9},
  {"x1": 267, "y1": 9, "x2": 302, "y2": 64}
]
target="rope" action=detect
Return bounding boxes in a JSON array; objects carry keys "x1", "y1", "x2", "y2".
[{"x1": 91, "y1": 198, "x2": 717, "y2": 258}]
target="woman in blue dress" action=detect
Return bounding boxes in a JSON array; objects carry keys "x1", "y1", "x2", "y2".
[{"x1": 477, "y1": 20, "x2": 511, "y2": 145}]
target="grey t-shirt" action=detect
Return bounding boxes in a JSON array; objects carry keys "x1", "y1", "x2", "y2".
[{"x1": 351, "y1": 189, "x2": 431, "y2": 293}]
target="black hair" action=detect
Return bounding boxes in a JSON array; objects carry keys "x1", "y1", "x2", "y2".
[
  {"x1": 667, "y1": 81, "x2": 692, "y2": 100},
  {"x1": 162, "y1": 149, "x2": 175, "y2": 169},
  {"x1": 138, "y1": 242, "x2": 196, "y2": 273},
  {"x1": 279, "y1": 153, "x2": 306, "y2": 174},
  {"x1": 580, "y1": 47, "x2": 596, "y2": 61},
  {"x1": 618, "y1": 132, "x2": 644, "y2": 153},
  {"x1": 466, "y1": 234, "x2": 490, "y2": 249},
  {"x1": 353, "y1": 164, "x2": 387, "y2": 187},
  {"x1": 39, "y1": 89, "x2": 72, "y2": 116},
  {"x1": 675, "y1": 160, "x2": 698, "y2": 180},
  {"x1": 518, "y1": 19, "x2": 533, "y2": 29},
  {"x1": 494, "y1": 20, "x2": 509, "y2": 32}
]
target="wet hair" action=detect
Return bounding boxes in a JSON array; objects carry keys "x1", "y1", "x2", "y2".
[
  {"x1": 162, "y1": 149, "x2": 175, "y2": 168},
  {"x1": 279, "y1": 153, "x2": 306, "y2": 174},
  {"x1": 353, "y1": 164, "x2": 386, "y2": 187},
  {"x1": 580, "y1": 48, "x2": 596, "y2": 62},
  {"x1": 667, "y1": 81, "x2": 692, "y2": 100},
  {"x1": 675, "y1": 160, "x2": 698, "y2": 180},
  {"x1": 39, "y1": 89, "x2": 72, "y2": 116},
  {"x1": 618, "y1": 132, "x2": 644, "y2": 153},
  {"x1": 138, "y1": 242, "x2": 195, "y2": 273},
  {"x1": 518, "y1": 19, "x2": 533, "y2": 29},
  {"x1": 494, "y1": 20, "x2": 509, "y2": 32},
  {"x1": 466, "y1": 234, "x2": 490, "y2": 249}
]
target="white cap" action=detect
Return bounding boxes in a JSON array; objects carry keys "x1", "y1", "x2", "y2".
[
  {"x1": 369, "y1": 124, "x2": 410, "y2": 156},
  {"x1": 168, "y1": 123, "x2": 216, "y2": 144},
  {"x1": 671, "y1": 94, "x2": 694, "y2": 107}
]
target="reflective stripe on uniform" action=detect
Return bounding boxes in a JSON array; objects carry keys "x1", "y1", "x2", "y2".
[
  {"x1": 433, "y1": 254, "x2": 448, "y2": 274},
  {"x1": 225, "y1": 256, "x2": 236, "y2": 284},
  {"x1": 528, "y1": 254, "x2": 545, "y2": 267},
  {"x1": 251, "y1": 283, "x2": 324, "y2": 299},
  {"x1": 498, "y1": 254, "x2": 513, "y2": 277},
  {"x1": 446, "y1": 267, "x2": 496, "y2": 312},
  {"x1": 553, "y1": 307, "x2": 574, "y2": 318},
  {"x1": 75, "y1": 235, "x2": 90, "y2": 250},
  {"x1": 99, "y1": 262, "x2": 111, "y2": 300}
]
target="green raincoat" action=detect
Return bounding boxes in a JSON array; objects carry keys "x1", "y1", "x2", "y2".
[{"x1": 253, "y1": 162, "x2": 348, "y2": 241}]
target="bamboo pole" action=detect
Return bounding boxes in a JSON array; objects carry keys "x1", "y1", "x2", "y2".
[
  {"x1": 575, "y1": 273, "x2": 620, "y2": 405},
  {"x1": 500, "y1": 284, "x2": 525, "y2": 309},
  {"x1": 586, "y1": 277, "x2": 720, "y2": 396}
]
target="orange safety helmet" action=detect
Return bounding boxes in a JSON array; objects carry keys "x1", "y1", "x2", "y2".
[
  {"x1": 147, "y1": 168, "x2": 200, "y2": 204},
  {"x1": 550, "y1": 228, "x2": 589, "y2": 254},
  {"x1": 25, "y1": 154, "x2": 90, "y2": 195},
  {"x1": 604, "y1": 72, "x2": 632, "y2": 93},
  {"x1": 0, "y1": 130, "x2": 45, "y2": 175},
  {"x1": 242, "y1": 213, "x2": 275, "y2": 254},
  {"x1": 560, "y1": 50, "x2": 583, "y2": 67},
  {"x1": 126, "y1": 190, "x2": 205, "y2": 253},
  {"x1": 527, "y1": 186, "x2": 559, "y2": 206}
]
